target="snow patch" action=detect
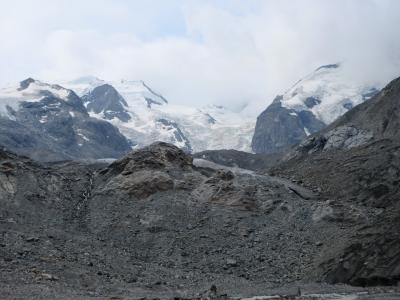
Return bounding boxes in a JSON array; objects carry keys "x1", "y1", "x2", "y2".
[
  {"x1": 39, "y1": 116, "x2": 48, "y2": 124},
  {"x1": 76, "y1": 129, "x2": 90, "y2": 142}
]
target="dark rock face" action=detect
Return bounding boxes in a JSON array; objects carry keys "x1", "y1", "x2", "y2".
[
  {"x1": 142, "y1": 81, "x2": 168, "y2": 104},
  {"x1": 304, "y1": 97, "x2": 321, "y2": 108},
  {"x1": 251, "y1": 97, "x2": 325, "y2": 154},
  {"x1": 17, "y1": 77, "x2": 35, "y2": 91},
  {"x1": 0, "y1": 85, "x2": 132, "y2": 161},
  {"x1": 145, "y1": 97, "x2": 163, "y2": 108},
  {"x1": 315, "y1": 63, "x2": 340, "y2": 71},
  {"x1": 82, "y1": 84, "x2": 131, "y2": 122},
  {"x1": 273, "y1": 76, "x2": 400, "y2": 287},
  {"x1": 342, "y1": 102, "x2": 353, "y2": 110}
]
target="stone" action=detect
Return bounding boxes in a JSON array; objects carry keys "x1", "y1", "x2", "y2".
[{"x1": 226, "y1": 259, "x2": 238, "y2": 267}]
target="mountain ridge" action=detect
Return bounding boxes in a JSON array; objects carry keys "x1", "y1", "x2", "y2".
[
  {"x1": 252, "y1": 63, "x2": 379, "y2": 154},
  {"x1": 0, "y1": 78, "x2": 131, "y2": 161}
]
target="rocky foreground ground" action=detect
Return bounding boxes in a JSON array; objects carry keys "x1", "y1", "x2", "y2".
[{"x1": 0, "y1": 141, "x2": 399, "y2": 299}]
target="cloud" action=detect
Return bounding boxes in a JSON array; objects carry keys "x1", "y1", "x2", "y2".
[{"x1": 0, "y1": 0, "x2": 399, "y2": 115}]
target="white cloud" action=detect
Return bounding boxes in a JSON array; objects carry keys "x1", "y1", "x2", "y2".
[{"x1": 0, "y1": 0, "x2": 399, "y2": 116}]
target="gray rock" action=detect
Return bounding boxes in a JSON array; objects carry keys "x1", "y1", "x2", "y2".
[
  {"x1": 82, "y1": 84, "x2": 131, "y2": 122},
  {"x1": 226, "y1": 259, "x2": 238, "y2": 267},
  {"x1": 251, "y1": 96, "x2": 325, "y2": 154}
]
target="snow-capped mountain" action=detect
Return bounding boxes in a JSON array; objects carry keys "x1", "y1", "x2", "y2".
[
  {"x1": 0, "y1": 78, "x2": 81, "y2": 116},
  {"x1": 0, "y1": 78, "x2": 131, "y2": 161},
  {"x1": 1, "y1": 64, "x2": 381, "y2": 159},
  {"x1": 64, "y1": 77, "x2": 255, "y2": 153},
  {"x1": 280, "y1": 64, "x2": 379, "y2": 124},
  {"x1": 251, "y1": 63, "x2": 380, "y2": 154}
]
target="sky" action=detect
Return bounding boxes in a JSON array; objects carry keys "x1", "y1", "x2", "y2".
[{"x1": 1, "y1": 0, "x2": 400, "y2": 115}]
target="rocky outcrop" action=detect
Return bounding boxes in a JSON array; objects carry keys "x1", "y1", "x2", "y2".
[
  {"x1": 287, "y1": 125, "x2": 373, "y2": 159},
  {"x1": 98, "y1": 142, "x2": 192, "y2": 198}
]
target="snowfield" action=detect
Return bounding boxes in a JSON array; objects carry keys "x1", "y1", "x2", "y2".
[
  {"x1": 280, "y1": 64, "x2": 379, "y2": 124},
  {"x1": 64, "y1": 76, "x2": 256, "y2": 152},
  {"x1": 0, "y1": 66, "x2": 381, "y2": 154}
]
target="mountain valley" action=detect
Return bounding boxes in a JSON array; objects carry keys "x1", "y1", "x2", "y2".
[{"x1": 0, "y1": 75, "x2": 400, "y2": 298}]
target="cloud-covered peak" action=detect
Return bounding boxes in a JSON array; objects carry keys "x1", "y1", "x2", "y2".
[{"x1": 0, "y1": 0, "x2": 399, "y2": 113}]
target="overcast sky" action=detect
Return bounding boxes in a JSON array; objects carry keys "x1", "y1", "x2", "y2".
[{"x1": 1, "y1": 0, "x2": 399, "y2": 114}]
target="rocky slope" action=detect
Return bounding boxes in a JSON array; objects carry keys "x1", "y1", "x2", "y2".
[
  {"x1": 0, "y1": 141, "x2": 378, "y2": 299},
  {"x1": 272, "y1": 76, "x2": 400, "y2": 286},
  {"x1": 252, "y1": 64, "x2": 379, "y2": 154},
  {"x1": 0, "y1": 78, "x2": 131, "y2": 161},
  {"x1": 1, "y1": 125, "x2": 400, "y2": 299}
]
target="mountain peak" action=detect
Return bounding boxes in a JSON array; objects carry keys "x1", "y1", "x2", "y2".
[
  {"x1": 0, "y1": 78, "x2": 90, "y2": 119},
  {"x1": 83, "y1": 83, "x2": 131, "y2": 122},
  {"x1": 118, "y1": 79, "x2": 168, "y2": 105},
  {"x1": 2, "y1": 78, "x2": 73, "y2": 102},
  {"x1": 315, "y1": 63, "x2": 340, "y2": 72},
  {"x1": 18, "y1": 77, "x2": 36, "y2": 91},
  {"x1": 281, "y1": 62, "x2": 378, "y2": 124}
]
